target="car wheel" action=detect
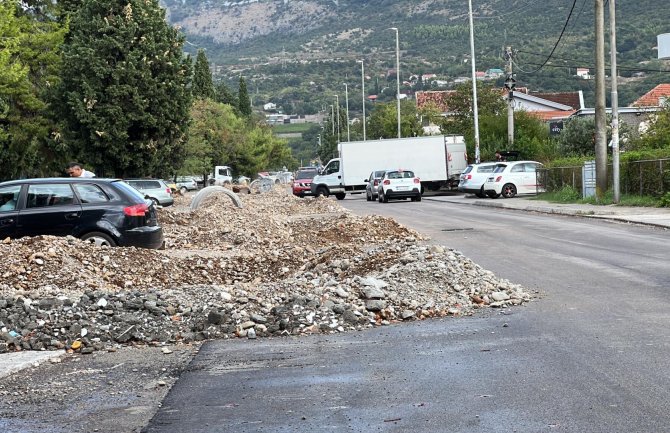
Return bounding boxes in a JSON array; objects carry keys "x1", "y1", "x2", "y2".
[
  {"x1": 366, "y1": 191, "x2": 371, "y2": 201},
  {"x1": 335, "y1": 192, "x2": 346, "y2": 200},
  {"x1": 415, "y1": 194, "x2": 422, "y2": 202},
  {"x1": 378, "y1": 190, "x2": 383, "y2": 203},
  {"x1": 486, "y1": 191, "x2": 501, "y2": 199},
  {"x1": 501, "y1": 183, "x2": 517, "y2": 198},
  {"x1": 315, "y1": 186, "x2": 328, "y2": 197},
  {"x1": 382, "y1": 191, "x2": 389, "y2": 203},
  {"x1": 179, "y1": 186, "x2": 187, "y2": 195},
  {"x1": 475, "y1": 186, "x2": 486, "y2": 198},
  {"x1": 81, "y1": 231, "x2": 117, "y2": 247}
]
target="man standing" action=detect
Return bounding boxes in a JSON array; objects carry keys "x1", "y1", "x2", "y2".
[{"x1": 67, "y1": 162, "x2": 96, "y2": 178}]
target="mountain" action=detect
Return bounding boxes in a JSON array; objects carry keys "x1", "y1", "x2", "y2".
[{"x1": 161, "y1": 0, "x2": 670, "y2": 112}]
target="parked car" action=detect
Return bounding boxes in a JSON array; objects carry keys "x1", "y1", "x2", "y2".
[
  {"x1": 484, "y1": 161, "x2": 544, "y2": 198},
  {"x1": 175, "y1": 176, "x2": 198, "y2": 194},
  {"x1": 458, "y1": 162, "x2": 502, "y2": 198},
  {"x1": 365, "y1": 170, "x2": 386, "y2": 201},
  {"x1": 377, "y1": 169, "x2": 422, "y2": 203},
  {"x1": 0, "y1": 178, "x2": 164, "y2": 248},
  {"x1": 126, "y1": 179, "x2": 174, "y2": 207},
  {"x1": 292, "y1": 168, "x2": 319, "y2": 197}
]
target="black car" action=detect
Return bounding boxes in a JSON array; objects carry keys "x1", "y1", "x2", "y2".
[{"x1": 0, "y1": 178, "x2": 164, "y2": 249}]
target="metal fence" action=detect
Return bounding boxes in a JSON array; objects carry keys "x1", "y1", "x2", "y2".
[{"x1": 537, "y1": 158, "x2": 670, "y2": 197}]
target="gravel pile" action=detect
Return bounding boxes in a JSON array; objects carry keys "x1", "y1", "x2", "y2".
[{"x1": 0, "y1": 187, "x2": 532, "y2": 353}]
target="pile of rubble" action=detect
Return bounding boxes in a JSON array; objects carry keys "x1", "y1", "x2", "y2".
[{"x1": 0, "y1": 188, "x2": 532, "y2": 353}]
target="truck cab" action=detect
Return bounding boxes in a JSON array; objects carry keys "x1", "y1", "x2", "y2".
[
  {"x1": 310, "y1": 159, "x2": 347, "y2": 200},
  {"x1": 209, "y1": 165, "x2": 233, "y2": 186}
]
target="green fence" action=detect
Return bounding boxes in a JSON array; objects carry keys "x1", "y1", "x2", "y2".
[{"x1": 538, "y1": 158, "x2": 670, "y2": 197}]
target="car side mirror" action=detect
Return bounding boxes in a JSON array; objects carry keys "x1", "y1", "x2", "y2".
[{"x1": 364, "y1": 178, "x2": 369, "y2": 183}]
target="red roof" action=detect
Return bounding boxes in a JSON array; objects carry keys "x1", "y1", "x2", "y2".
[
  {"x1": 632, "y1": 84, "x2": 670, "y2": 107},
  {"x1": 527, "y1": 110, "x2": 576, "y2": 121},
  {"x1": 415, "y1": 90, "x2": 456, "y2": 112},
  {"x1": 528, "y1": 91, "x2": 582, "y2": 110}
]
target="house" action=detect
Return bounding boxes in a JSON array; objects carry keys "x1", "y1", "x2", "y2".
[
  {"x1": 631, "y1": 83, "x2": 670, "y2": 107},
  {"x1": 485, "y1": 68, "x2": 504, "y2": 79},
  {"x1": 576, "y1": 68, "x2": 591, "y2": 79},
  {"x1": 422, "y1": 73, "x2": 437, "y2": 81},
  {"x1": 475, "y1": 71, "x2": 486, "y2": 80},
  {"x1": 263, "y1": 102, "x2": 277, "y2": 111}
]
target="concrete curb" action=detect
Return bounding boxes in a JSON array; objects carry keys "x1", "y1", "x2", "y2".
[{"x1": 0, "y1": 350, "x2": 67, "y2": 380}]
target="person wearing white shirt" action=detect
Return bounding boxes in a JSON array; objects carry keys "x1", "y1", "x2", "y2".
[{"x1": 67, "y1": 162, "x2": 96, "y2": 178}]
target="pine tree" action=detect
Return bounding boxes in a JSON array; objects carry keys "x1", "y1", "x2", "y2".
[
  {"x1": 57, "y1": 0, "x2": 192, "y2": 177},
  {"x1": 238, "y1": 76, "x2": 252, "y2": 117},
  {"x1": 192, "y1": 49, "x2": 214, "y2": 100},
  {"x1": 215, "y1": 80, "x2": 238, "y2": 108}
]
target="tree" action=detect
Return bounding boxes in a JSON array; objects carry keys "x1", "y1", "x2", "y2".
[
  {"x1": 192, "y1": 49, "x2": 214, "y2": 100},
  {"x1": 0, "y1": 0, "x2": 67, "y2": 180},
  {"x1": 637, "y1": 107, "x2": 670, "y2": 150},
  {"x1": 440, "y1": 81, "x2": 506, "y2": 135},
  {"x1": 215, "y1": 80, "x2": 238, "y2": 108},
  {"x1": 57, "y1": 0, "x2": 192, "y2": 177},
  {"x1": 238, "y1": 76, "x2": 252, "y2": 117},
  {"x1": 367, "y1": 100, "x2": 422, "y2": 139}
]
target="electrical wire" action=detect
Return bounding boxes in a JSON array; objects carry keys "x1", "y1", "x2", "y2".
[
  {"x1": 517, "y1": 50, "x2": 670, "y2": 74},
  {"x1": 517, "y1": 0, "x2": 579, "y2": 74},
  {"x1": 516, "y1": 59, "x2": 670, "y2": 74}
]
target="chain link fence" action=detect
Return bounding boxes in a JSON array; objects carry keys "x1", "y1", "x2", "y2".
[{"x1": 538, "y1": 158, "x2": 670, "y2": 197}]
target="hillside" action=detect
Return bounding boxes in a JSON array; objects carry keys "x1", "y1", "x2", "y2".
[{"x1": 161, "y1": 0, "x2": 670, "y2": 112}]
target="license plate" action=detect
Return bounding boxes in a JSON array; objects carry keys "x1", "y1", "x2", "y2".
[{"x1": 396, "y1": 186, "x2": 408, "y2": 191}]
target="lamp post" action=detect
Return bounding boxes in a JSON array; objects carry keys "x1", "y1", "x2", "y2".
[
  {"x1": 344, "y1": 83, "x2": 350, "y2": 142},
  {"x1": 334, "y1": 95, "x2": 340, "y2": 142},
  {"x1": 390, "y1": 27, "x2": 401, "y2": 138},
  {"x1": 610, "y1": 0, "x2": 620, "y2": 203},
  {"x1": 357, "y1": 60, "x2": 366, "y2": 141},
  {"x1": 330, "y1": 104, "x2": 334, "y2": 135},
  {"x1": 467, "y1": 0, "x2": 481, "y2": 163}
]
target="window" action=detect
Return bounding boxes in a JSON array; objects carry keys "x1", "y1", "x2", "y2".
[
  {"x1": 0, "y1": 185, "x2": 21, "y2": 212},
  {"x1": 511, "y1": 164, "x2": 525, "y2": 173},
  {"x1": 26, "y1": 184, "x2": 75, "y2": 208},
  {"x1": 75, "y1": 184, "x2": 109, "y2": 204},
  {"x1": 324, "y1": 161, "x2": 339, "y2": 175}
]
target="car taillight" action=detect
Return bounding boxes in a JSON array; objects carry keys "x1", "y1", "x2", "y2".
[
  {"x1": 124, "y1": 203, "x2": 148, "y2": 216},
  {"x1": 465, "y1": 174, "x2": 472, "y2": 180},
  {"x1": 383, "y1": 179, "x2": 390, "y2": 185},
  {"x1": 166, "y1": 188, "x2": 172, "y2": 194},
  {"x1": 413, "y1": 178, "x2": 420, "y2": 184},
  {"x1": 374, "y1": 179, "x2": 379, "y2": 186},
  {"x1": 495, "y1": 176, "x2": 503, "y2": 182}
]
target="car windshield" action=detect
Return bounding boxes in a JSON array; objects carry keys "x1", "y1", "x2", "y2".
[
  {"x1": 114, "y1": 180, "x2": 147, "y2": 204},
  {"x1": 296, "y1": 170, "x2": 317, "y2": 179}
]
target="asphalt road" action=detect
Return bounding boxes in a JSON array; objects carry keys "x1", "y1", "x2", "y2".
[{"x1": 144, "y1": 194, "x2": 670, "y2": 433}]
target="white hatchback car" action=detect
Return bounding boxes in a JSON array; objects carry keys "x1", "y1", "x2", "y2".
[
  {"x1": 484, "y1": 161, "x2": 544, "y2": 198},
  {"x1": 378, "y1": 169, "x2": 422, "y2": 203},
  {"x1": 458, "y1": 162, "x2": 502, "y2": 198}
]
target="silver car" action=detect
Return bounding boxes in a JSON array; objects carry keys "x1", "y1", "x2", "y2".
[
  {"x1": 458, "y1": 163, "x2": 502, "y2": 198},
  {"x1": 365, "y1": 170, "x2": 386, "y2": 201},
  {"x1": 175, "y1": 176, "x2": 198, "y2": 194},
  {"x1": 126, "y1": 179, "x2": 174, "y2": 207}
]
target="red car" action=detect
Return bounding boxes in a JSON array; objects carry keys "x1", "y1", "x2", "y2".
[{"x1": 292, "y1": 169, "x2": 318, "y2": 197}]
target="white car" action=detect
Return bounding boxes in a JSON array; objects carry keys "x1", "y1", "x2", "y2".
[
  {"x1": 175, "y1": 176, "x2": 198, "y2": 194},
  {"x1": 458, "y1": 162, "x2": 501, "y2": 198},
  {"x1": 484, "y1": 161, "x2": 544, "y2": 198},
  {"x1": 378, "y1": 169, "x2": 422, "y2": 203}
]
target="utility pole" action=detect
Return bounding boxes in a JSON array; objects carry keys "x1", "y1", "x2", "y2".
[
  {"x1": 357, "y1": 60, "x2": 366, "y2": 141},
  {"x1": 344, "y1": 83, "x2": 350, "y2": 142},
  {"x1": 595, "y1": 0, "x2": 608, "y2": 200},
  {"x1": 330, "y1": 104, "x2": 334, "y2": 135},
  {"x1": 390, "y1": 27, "x2": 401, "y2": 138},
  {"x1": 504, "y1": 47, "x2": 516, "y2": 149},
  {"x1": 610, "y1": 0, "x2": 620, "y2": 203}
]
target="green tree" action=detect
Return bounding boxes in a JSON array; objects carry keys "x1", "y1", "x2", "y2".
[
  {"x1": 192, "y1": 49, "x2": 214, "y2": 100},
  {"x1": 57, "y1": 0, "x2": 192, "y2": 177},
  {"x1": 638, "y1": 107, "x2": 670, "y2": 150},
  {"x1": 440, "y1": 81, "x2": 506, "y2": 135},
  {"x1": 367, "y1": 100, "x2": 422, "y2": 139},
  {"x1": 215, "y1": 80, "x2": 238, "y2": 108},
  {"x1": 557, "y1": 117, "x2": 596, "y2": 156},
  {"x1": 0, "y1": 1, "x2": 67, "y2": 180},
  {"x1": 238, "y1": 76, "x2": 252, "y2": 117}
]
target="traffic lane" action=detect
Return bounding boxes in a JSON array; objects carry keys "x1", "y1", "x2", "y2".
[
  {"x1": 145, "y1": 310, "x2": 666, "y2": 433},
  {"x1": 340, "y1": 193, "x2": 670, "y2": 292}
]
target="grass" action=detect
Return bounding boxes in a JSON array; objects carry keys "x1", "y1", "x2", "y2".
[{"x1": 536, "y1": 186, "x2": 665, "y2": 207}]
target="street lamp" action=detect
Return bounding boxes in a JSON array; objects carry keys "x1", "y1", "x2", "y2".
[
  {"x1": 390, "y1": 27, "x2": 401, "y2": 138},
  {"x1": 467, "y1": 0, "x2": 481, "y2": 163},
  {"x1": 334, "y1": 95, "x2": 340, "y2": 142},
  {"x1": 357, "y1": 59, "x2": 366, "y2": 141},
  {"x1": 344, "y1": 83, "x2": 350, "y2": 142},
  {"x1": 330, "y1": 104, "x2": 334, "y2": 135}
]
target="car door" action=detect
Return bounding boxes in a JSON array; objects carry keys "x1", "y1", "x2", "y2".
[
  {"x1": 0, "y1": 184, "x2": 21, "y2": 239},
  {"x1": 518, "y1": 163, "x2": 541, "y2": 194},
  {"x1": 17, "y1": 183, "x2": 83, "y2": 237}
]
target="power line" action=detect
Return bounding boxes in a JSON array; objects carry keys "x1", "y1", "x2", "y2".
[
  {"x1": 517, "y1": 50, "x2": 670, "y2": 74},
  {"x1": 521, "y1": 0, "x2": 579, "y2": 74},
  {"x1": 515, "y1": 59, "x2": 670, "y2": 75}
]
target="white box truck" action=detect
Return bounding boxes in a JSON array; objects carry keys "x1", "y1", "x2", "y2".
[{"x1": 310, "y1": 135, "x2": 468, "y2": 200}]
